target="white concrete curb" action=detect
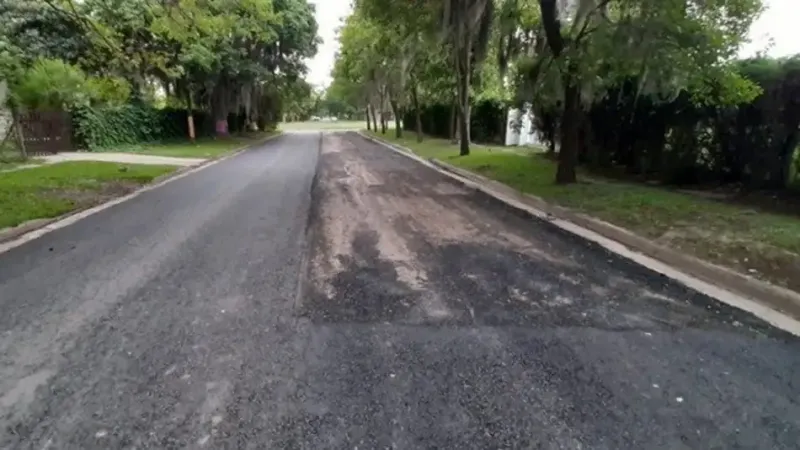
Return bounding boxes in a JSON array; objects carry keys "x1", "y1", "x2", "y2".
[
  {"x1": 0, "y1": 133, "x2": 283, "y2": 254},
  {"x1": 357, "y1": 131, "x2": 800, "y2": 336}
]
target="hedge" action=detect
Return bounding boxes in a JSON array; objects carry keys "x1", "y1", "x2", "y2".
[
  {"x1": 403, "y1": 99, "x2": 508, "y2": 144},
  {"x1": 72, "y1": 105, "x2": 212, "y2": 150},
  {"x1": 531, "y1": 56, "x2": 800, "y2": 190}
]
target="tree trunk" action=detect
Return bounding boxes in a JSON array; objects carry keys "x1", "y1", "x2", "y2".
[
  {"x1": 556, "y1": 79, "x2": 580, "y2": 184},
  {"x1": 378, "y1": 87, "x2": 388, "y2": 134},
  {"x1": 458, "y1": 108, "x2": 469, "y2": 156},
  {"x1": 414, "y1": 102, "x2": 423, "y2": 142},
  {"x1": 186, "y1": 88, "x2": 196, "y2": 143},
  {"x1": 539, "y1": 0, "x2": 576, "y2": 181},
  {"x1": 411, "y1": 80, "x2": 423, "y2": 142},
  {"x1": 456, "y1": 49, "x2": 471, "y2": 156},
  {"x1": 365, "y1": 106, "x2": 372, "y2": 131},
  {"x1": 454, "y1": 32, "x2": 473, "y2": 156},
  {"x1": 370, "y1": 104, "x2": 379, "y2": 134},
  {"x1": 464, "y1": 103, "x2": 471, "y2": 145},
  {"x1": 389, "y1": 98, "x2": 402, "y2": 139},
  {"x1": 11, "y1": 107, "x2": 27, "y2": 159},
  {"x1": 449, "y1": 100, "x2": 457, "y2": 143},
  {"x1": 211, "y1": 84, "x2": 230, "y2": 137},
  {"x1": 499, "y1": 107, "x2": 507, "y2": 145}
]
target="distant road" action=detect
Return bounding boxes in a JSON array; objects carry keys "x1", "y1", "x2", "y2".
[
  {"x1": 279, "y1": 120, "x2": 398, "y2": 131},
  {"x1": 0, "y1": 131, "x2": 797, "y2": 448},
  {"x1": 279, "y1": 120, "x2": 366, "y2": 131}
]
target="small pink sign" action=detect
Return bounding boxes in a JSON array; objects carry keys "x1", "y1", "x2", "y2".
[{"x1": 215, "y1": 120, "x2": 228, "y2": 135}]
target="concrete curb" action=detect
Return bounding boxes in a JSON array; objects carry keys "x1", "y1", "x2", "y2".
[
  {"x1": 0, "y1": 132, "x2": 283, "y2": 251},
  {"x1": 358, "y1": 130, "x2": 800, "y2": 326}
]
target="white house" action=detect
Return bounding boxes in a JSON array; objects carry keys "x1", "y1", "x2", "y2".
[
  {"x1": 505, "y1": 104, "x2": 545, "y2": 148},
  {"x1": 0, "y1": 81, "x2": 11, "y2": 141}
]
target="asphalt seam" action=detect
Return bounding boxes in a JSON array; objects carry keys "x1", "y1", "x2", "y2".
[
  {"x1": 356, "y1": 131, "x2": 800, "y2": 336},
  {"x1": 293, "y1": 132, "x2": 323, "y2": 317}
]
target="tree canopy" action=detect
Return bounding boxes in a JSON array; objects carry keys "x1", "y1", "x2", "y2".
[
  {"x1": 1, "y1": 0, "x2": 319, "y2": 134},
  {"x1": 330, "y1": 0, "x2": 772, "y2": 185}
]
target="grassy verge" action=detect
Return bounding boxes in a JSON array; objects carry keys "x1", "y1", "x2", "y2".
[
  {"x1": 0, "y1": 162, "x2": 176, "y2": 230},
  {"x1": 115, "y1": 131, "x2": 279, "y2": 158},
  {"x1": 368, "y1": 131, "x2": 800, "y2": 292},
  {"x1": 0, "y1": 145, "x2": 44, "y2": 171},
  {"x1": 0, "y1": 155, "x2": 44, "y2": 171}
]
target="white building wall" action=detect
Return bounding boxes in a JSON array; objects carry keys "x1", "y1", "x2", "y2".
[
  {"x1": 505, "y1": 105, "x2": 544, "y2": 148},
  {"x1": 0, "y1": 81, "x2": 11, "y2": 140}
]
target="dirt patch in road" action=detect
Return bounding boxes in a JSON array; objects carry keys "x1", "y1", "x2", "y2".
[{"x1": 301, "y1": 132, "x2": 789, "y2": 338}]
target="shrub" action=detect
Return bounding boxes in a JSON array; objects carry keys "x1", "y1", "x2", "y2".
[
  {"x1": 403, "y1": 100, "x2": 508, "y2": 143},
  {"x1": 12, "y1": 58, "x2": 132, "y2": 110},
  {"x1": 13, "y1": 59, "x2": 89, "y2": 110}
]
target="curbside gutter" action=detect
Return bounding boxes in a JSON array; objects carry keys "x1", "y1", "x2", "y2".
[
  {"x1": 0, "y1": 132, "x2": 283, "y2": 250},
  {"x1": 358, "y1": 130, "x2": 800, "y2": 327}
]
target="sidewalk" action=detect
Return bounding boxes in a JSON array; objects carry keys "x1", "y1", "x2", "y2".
[{"x1": 42, "y1": 152, "x2": 205, "y2": 167}]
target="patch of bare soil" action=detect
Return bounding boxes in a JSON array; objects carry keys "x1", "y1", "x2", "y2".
[
  {"x1": 303, "y1": 133, "x2": 775, "y2": 333},
  {"x1": 657, "y1": 226, "x2": 800, "y2": 292},
  {"x1": 309, "y1": 135, "x2": 585, "y2": 300},
  {"x1": 45, "y1": 181, "x2": 141, "y2": 209}
]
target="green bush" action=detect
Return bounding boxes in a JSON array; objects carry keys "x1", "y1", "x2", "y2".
[
  {"x1": 403, "y1": 100, "x2": 508, "y2": 144},
  {"x1": 12, "y1": 58, "x2": 131, "y2": 110},
  {"x1": 13, "y1": 59, "x2": 88, "y2": 110},
  {"x1": 86, "y1": 76, "x2": 131, "y2": 106}
]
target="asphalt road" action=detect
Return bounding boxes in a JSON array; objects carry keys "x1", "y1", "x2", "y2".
[{"x1": 0, "y1": 132, "x2": 798, "y2": 449}]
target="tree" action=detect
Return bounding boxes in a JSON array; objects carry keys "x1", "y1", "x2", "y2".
[
  {"x1": 499, "y1": 0, "x2": 763, "y2": 183},
  {"x1": 356, "y1": 0, "x2": 439, "y2": 139},
  {"x1": 3, "y1": 0, "x2": 320, "y2": 136},
  {"x1": 438, "y1": 0, "x2": 495, "y2": 155},
  {"x1": 332, "y1": 9, "x2": 390, "y2": 134}
]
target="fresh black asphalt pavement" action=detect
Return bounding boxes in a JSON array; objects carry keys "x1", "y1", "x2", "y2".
[{"x1": 0, "y1": 131, "x2": 798, "y2": 449}]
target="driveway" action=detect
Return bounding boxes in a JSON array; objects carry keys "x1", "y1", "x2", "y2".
[
  {"x1": 0, "y1": 132, "x2": 797, "y2": 448},
  {"x1": 43, "y1": 152, "x2": 205, "y2": 166}
]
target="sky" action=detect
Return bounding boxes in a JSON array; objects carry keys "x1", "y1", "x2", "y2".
[
  {"x1": 306, "y1": 0, "x2": 352, "y2": 88},
  {"x1": 739, "y1": 0, "x2": 800, "y2": 58},
  {"x1": 305, "y1": 0, "x2": 800, "y2": 89}
]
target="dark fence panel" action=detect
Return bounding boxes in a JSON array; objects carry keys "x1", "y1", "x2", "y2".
[{"x1": 18, "y1": 111, "x2": 73, "y2": 154}]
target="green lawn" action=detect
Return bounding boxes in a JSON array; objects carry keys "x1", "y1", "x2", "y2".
[
  {"x1": 0, "y1": 145, "x2": 44, "y2": 171},
  {"x1": 119, "y1": 132, "x2": 279, "y2": 158},
  {"x1": 0, "y1": 155, "x2": 44, "y2": 171},
  {"x1": 0, "y1": 162, "x2": 176, "y2": 229},
  {"x1": 369, "y1": 131, "x2": 800, "y2": 292}
]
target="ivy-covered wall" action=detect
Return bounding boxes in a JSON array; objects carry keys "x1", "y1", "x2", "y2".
[{"x1": 72, "y1": 105, "x2": 211, "y2": 150}]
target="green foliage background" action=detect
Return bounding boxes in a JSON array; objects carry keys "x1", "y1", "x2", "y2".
[{"x1": 72, "y1": 106, "x2": 208, "y2": 150}]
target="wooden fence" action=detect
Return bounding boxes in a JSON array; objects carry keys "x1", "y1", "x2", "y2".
[{"x1": 17, "y1": 111, "x2": 73, "y2": 155}]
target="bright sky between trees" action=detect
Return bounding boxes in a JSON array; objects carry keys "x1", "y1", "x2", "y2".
[{"x1": 305, "y1": 0, "x2": 800, "y2": 89}]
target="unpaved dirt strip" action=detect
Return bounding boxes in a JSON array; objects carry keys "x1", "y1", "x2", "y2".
[{"x1": 294, "y1": 132, "x2": 800, "y2": 448}]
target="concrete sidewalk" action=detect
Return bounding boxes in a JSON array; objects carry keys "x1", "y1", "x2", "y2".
[{"x1": 42, "y1": 152, "x2": 206, "y2": 167}]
